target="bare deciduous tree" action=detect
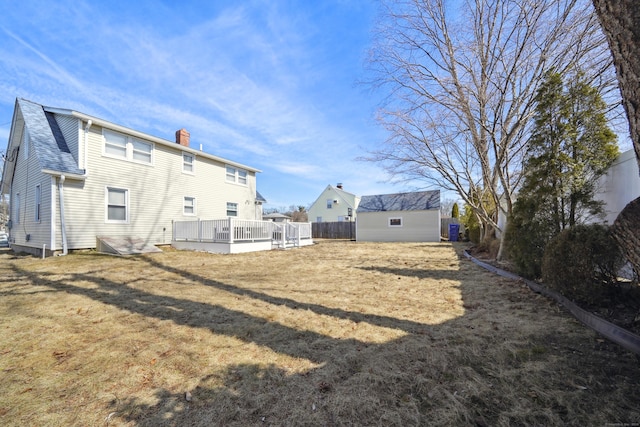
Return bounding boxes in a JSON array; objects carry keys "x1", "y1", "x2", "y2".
[
  {"x1": 593, "y1": 0, "x2": 640, "y2": 276},
  {"x1": 367, "y1": 0, "x2": 615, "y2": 257}
]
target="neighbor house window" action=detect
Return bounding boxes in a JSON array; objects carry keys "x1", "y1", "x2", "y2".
[
  {"x1": 14, "y1": 193, "x2": 20, "y2": 224},
  {"x1": 226, "y1": 165, "x2": 248, "y2": 185},
  {"x1": 183, "y1": 196, "x2": 196, "y2": 215},
  {"x1": 183, "y1": 153, "x2": 194, "y2": 173},
  {"x1": 389, "y1": 217, "x2": 403, "y2": 227},
  {"x1": 34, "y1": 185, "x2": 41, "y2": 222},
  {"x1": 226, "y1": 202, "x2": 238, "y2": 217},
  {"x1": 103, "y1": 130, "x2": 153, "y2": 165},
  {"x1": 326, "y1": 199, "x2": 333, "y2": 209},
  {"x1": 106, "y1": 187, "x2": 128, "y2": 223}
]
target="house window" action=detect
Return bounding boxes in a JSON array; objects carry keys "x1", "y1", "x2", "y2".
[
  {"x1": 132, "y1": 139, "x2": 152, "y2": 163},
  {"x1": 226, "y1": 202, "x2": 238, "y2": 217},
  {"x1": 14, "y1": 193, "x2": 20, "y2": 224},
  {"x1": 226, "y1": 165, "x2": 248, "y2": 185},
  {"x1": 183, "y1": 196, "x2": 196, "y2": 215},
  {"x1": 106, "y1": 187, "x2": 128, "y2": 223},
  {"x1": 103, "y1": 130, "x2": 153, "y2": 164},
  {"x1": 316, "y1": 217, "x2": 322, "y2": 223},
  {"x1": 389, "y1": 217, "x2": 403, "y2": 227},
  {"x1": 34, "y1": 185, "x2": 41, "y2": 222},
  {"x1": 104, "y1": 130, "x2": 127, "y2": 158},
  {"x1": 238, "y1": 169, "x2": 247, "y2": 185},
  {"x1": 326, "y1": 199, "x2": 333, "y2": 209},
  {"x1": 183, "y1": 153, "x2": 194, "y2": 173}
]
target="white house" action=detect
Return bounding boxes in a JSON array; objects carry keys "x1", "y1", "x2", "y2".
[
  {"x1": 0, "y1": 98, "x2": 270, "y2": 255},
  {"x1": 308, "y1": 183, "x2": 360, "y2": 223},
  {"x1": 356, "y1": 190, "x2": 441, "y2": 242},
  {"x1": 594, "y1": 148, "x2": 640, "y2": 224}
]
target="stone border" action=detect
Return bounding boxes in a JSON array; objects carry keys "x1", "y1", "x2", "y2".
[{"x1": 463, "y1": 250, "x2": 640, "y2": 356}]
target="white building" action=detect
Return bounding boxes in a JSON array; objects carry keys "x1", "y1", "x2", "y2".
[{"x1": 1, "y1": 98, "x2": 265, "y2": 255}]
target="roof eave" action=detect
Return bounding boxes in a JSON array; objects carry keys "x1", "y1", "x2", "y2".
[{"x1": 44, "y1": 108, "x2": 262, "y2": 173}]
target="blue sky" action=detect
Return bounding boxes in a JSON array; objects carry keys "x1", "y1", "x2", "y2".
[{"x1": 0, "y1": 0, "x2": 418, "y2": 210}]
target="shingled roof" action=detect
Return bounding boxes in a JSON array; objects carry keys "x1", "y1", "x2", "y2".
[
  {"x1": 18, "y1": 98, "x2": 84, "y2": 175},
  {"x1": 356, "y1": 190, "x2": 440, "y2": 213}
]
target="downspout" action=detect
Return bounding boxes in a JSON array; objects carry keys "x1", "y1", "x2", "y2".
[
  {"x1": 58, "y1": 175, "x2": 68, "y2": 255},
  {"x1": 83, "y1": 120, "x2": 92, "y2": 171}
]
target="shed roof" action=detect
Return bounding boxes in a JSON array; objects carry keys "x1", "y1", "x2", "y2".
[{"x1": 356, "y1": 190, "x2": 440, "y2": 213}]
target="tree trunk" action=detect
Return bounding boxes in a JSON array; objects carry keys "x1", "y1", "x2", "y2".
[
  {"x1": 611, "y1": 197, "x2": 640, "y2": 278},
  {"x1": 593, "y1": 1, "x2": 640, "y2": 273},
  {"x1": 593, "y1": 0, "x2": 640, "y2": 165}
]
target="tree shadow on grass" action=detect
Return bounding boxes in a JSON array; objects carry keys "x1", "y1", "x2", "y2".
[{"x1": 8, "y1": 247, "x2": 640, "y2": 426}]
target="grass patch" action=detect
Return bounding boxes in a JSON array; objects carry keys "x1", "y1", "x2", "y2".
[{"x1": 0, "y1": 241, "x2": 639, "y2": 426}]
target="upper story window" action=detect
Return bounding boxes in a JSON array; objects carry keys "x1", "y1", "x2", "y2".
[
  {"x1": 326, "y1": 199, "x2": 333, "y2": 209},
  {"x1": 103, "y1": 130, "x2": 153, "y2": 165},
  {"x1": 132, "y1": 139, "x2": 152, "y2": 163},
  {"x1": 183, "y1": 153, "x2": 194, "y2": 173},
  {"x1": 226, "y1": 165, "x2": 248, "y2": 185}
]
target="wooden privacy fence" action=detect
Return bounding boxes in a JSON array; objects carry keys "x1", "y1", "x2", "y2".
[{"x1": 312, "y1": 221, "x2": 356, "y2": 239}]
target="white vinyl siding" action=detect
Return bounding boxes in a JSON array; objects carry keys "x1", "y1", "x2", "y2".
[
  {"x1": 14, "y1": 193, "x2": 20, "y2": 224},
  {"x1": 106, "y1": 187, "x2": 128, "y2": 223}
]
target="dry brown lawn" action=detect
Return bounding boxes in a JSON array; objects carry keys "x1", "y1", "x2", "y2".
[{"x1": 0, "y1": 240, "x2": 638, "y2": 426}]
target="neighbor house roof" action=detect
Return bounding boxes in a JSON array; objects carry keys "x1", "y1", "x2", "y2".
[
  {"x1": 356, "y1": 190, "x2": 440, "y2": 213},
  {"x1": 262, "y1": 212, "x2": 290, "y2": 219}
]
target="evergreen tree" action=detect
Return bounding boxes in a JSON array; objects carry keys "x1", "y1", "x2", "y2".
[
  {"x1": 505, "y1": 71, "x2": 618, "y2": 278},
  {"x1": 451, "y1": 203, "x2": 459, "y2": 219}
]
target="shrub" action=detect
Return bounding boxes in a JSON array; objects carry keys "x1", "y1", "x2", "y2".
[{"x1": 541, "y1": 224, "x2": 623, "y2": 304}]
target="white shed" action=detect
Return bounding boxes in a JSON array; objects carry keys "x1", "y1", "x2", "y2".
[{"x1": 356, "y1": 190, "x2": 441, "y2": 242}]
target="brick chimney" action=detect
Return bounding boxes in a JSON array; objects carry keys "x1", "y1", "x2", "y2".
[
  {"x1": 337, "y1": 183, "x2": 343, "y2": 189},
  {"x1": 176, "y1": 128, "x2": 190, "y2": 147}
]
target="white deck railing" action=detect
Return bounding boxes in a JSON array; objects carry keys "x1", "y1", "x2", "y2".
[{"x1": 173, "y1": 218, "x2": 311, "y2": 246}]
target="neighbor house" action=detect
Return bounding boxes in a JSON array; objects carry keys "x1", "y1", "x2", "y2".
[
  {"x1": 356, "y1": 190, "x2": 441, "y2": 242},
  {"x1": 0, "y1": 98, "x2": 265, "y2": 255},
  {"x1": 594, "y1": 148, "x2": 640, "y2": 224},
  {"x1": 308, "y1": 183, "x2": 360, "y2": 223}
]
